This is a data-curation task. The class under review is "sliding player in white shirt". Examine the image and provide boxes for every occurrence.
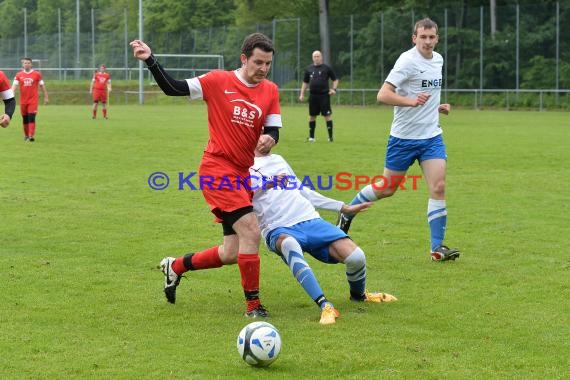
[250,148,397,325]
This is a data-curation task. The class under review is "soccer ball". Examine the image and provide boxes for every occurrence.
[236,321,282,367]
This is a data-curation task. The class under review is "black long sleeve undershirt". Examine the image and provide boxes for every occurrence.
[3,97,15,119]
[144,54,280,144]
[263,126,279,144]
[144,55,190,96]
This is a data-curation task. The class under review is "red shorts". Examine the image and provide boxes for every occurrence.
[20,103,38,115]
[92,90,107,103]
[199,153,253,223]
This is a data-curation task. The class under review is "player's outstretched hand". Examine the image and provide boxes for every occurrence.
[129,40,152,61]
[340,202,373,216]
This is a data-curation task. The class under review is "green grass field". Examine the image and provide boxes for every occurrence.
[1,103,569,379]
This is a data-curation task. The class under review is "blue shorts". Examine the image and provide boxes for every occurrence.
[385,134,447,171]
[266,219,347,264]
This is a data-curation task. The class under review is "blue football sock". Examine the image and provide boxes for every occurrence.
[427,198,447,251]
[346,184,377,220]
[281,237,325,306]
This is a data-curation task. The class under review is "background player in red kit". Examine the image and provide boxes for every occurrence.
[0,70,16,129]
[11,57,49,142]
[130,33,281,318]
[89,64,112,119]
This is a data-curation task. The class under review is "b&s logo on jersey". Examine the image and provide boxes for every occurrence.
[23,78,35,87]
[231,99,262,128]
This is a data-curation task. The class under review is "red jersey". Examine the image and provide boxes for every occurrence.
[195,70,282,170]
[0,71,13,100]
[13,70,44,104]
[92,71,111,91]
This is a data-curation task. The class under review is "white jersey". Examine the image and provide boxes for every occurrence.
[384,46,444,139]
[250,154,344,240]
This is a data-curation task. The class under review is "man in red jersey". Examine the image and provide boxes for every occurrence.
[11,58,49,142]
[130,33,281,318]
[0,70,16,128]
[89,64,112,119]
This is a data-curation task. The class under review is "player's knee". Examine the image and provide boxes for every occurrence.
[429,179,445,198]
[280,236,298,251]
[219,244,239,264]
[279,236,305,266]
[221,250,239,264]
[344,247,366,271]
[249,221,261,237]
[243,228,261,245]
[234,225,260,250]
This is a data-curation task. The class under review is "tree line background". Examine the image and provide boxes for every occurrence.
[0,0,568,93]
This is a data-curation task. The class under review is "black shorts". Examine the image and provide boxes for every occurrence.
[309,93,332,117]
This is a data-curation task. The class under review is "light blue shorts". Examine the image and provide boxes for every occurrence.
[385,134,447,171]
[266,218,347,264]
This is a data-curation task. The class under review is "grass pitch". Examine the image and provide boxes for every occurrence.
[1,103,568,379]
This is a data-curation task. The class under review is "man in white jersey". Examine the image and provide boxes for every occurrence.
[338,18,460,262]
[250,148,397,325]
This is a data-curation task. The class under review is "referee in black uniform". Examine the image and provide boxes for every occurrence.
[299,50,339,142]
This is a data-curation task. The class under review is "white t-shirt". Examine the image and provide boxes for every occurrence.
[384,46,444,139]
[250,154,343,240]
